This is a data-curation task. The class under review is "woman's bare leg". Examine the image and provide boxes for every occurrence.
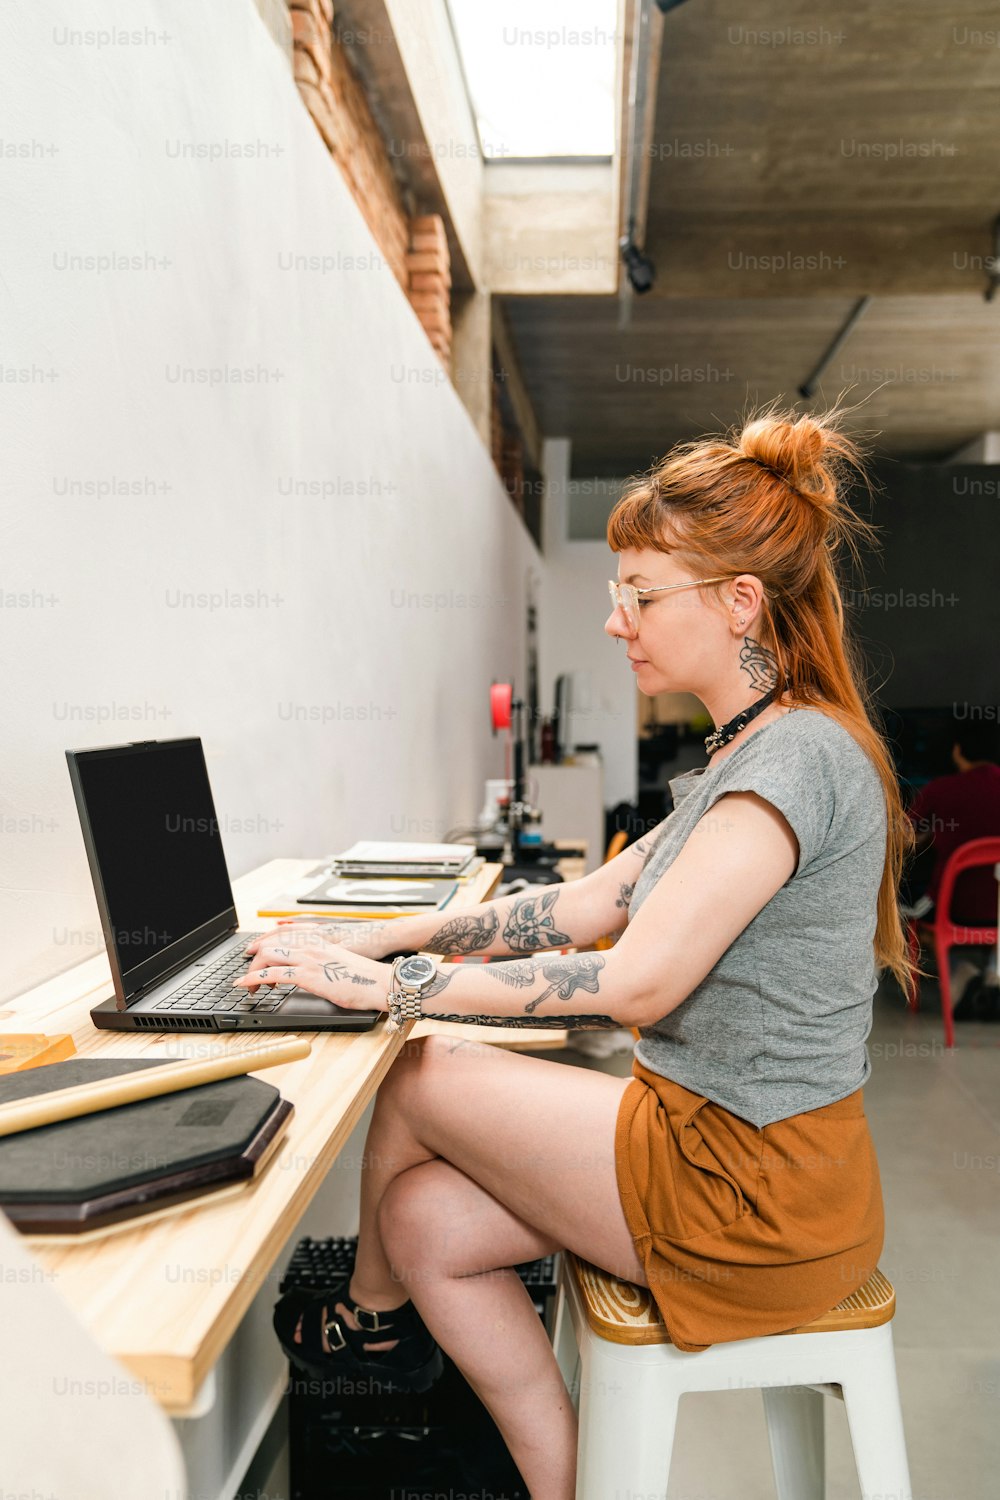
[380,1157,574,1498]
[337,1033,650,1500]
[352,1034,647,1299]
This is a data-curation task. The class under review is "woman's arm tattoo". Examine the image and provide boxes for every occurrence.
[421,1012,623,1030]
[502,890,571,951]
[483,959,537,988]
[523,953,604,1012]
[422,968,456,998]
[484,953,605,1007]
[424,907,500,955]
[417,952,615,1028]
[738,634,778,692]
[615,881,634,909]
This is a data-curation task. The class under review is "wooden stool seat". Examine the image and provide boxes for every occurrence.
[568,1254,895,1347]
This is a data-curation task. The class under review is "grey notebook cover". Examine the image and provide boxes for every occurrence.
[0,1057,281,1202]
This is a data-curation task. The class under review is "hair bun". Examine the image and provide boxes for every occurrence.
[737,410,846,519]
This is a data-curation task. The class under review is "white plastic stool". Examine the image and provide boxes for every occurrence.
[552,1254,912,1500]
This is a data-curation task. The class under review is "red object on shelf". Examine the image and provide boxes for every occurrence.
[906,836,1000,1049]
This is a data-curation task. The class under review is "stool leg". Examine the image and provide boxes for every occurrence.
[840,1328,912,1500]
[575,1342,677,1500]
[762,1385,825,1500]
[551,1282,581,1408]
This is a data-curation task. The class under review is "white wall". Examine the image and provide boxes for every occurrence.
[0,0,540,1002]
[538,440,638,810]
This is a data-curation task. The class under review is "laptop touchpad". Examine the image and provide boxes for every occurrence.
[276,991,367,1016]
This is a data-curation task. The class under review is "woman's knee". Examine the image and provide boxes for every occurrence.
[376,1163,454,1282]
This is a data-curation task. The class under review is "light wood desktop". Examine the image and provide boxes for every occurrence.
[0,852,581,1413]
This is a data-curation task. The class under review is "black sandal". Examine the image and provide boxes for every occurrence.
[272,1281,444,1393]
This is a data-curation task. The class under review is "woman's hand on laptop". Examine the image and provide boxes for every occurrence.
[245,920,393,964]
[232,939,388,1010]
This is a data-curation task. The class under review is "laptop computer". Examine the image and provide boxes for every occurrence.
[65,738,381,1034]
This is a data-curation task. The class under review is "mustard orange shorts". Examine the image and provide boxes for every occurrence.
[614,1060,885,1352]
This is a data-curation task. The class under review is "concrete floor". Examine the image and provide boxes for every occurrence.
[547,978,999,1500]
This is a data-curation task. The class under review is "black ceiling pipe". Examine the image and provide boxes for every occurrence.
[798,296,873,400]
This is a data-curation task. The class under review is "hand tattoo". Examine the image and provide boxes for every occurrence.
[321,960,377,987]
[502,890,570,952]
[738,635,778,693]
[425,908,500,955]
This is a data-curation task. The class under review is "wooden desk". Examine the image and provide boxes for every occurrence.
[0,854,575,1411]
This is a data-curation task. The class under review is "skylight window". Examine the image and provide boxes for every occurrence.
[446,0,618,161]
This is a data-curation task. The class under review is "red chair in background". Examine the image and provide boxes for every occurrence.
[906,836,1000,1049]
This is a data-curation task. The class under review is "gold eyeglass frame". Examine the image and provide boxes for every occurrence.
[607,576,734,634]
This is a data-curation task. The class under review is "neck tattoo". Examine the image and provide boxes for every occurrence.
[704,634,780,755]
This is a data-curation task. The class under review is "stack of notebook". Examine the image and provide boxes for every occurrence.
[333,841,480,878]
[0,1057,292,1234]
[258,841,483,920]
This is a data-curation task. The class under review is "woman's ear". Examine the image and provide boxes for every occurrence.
[729,575,765,634]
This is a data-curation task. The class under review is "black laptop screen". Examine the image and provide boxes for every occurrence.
[68,740,235,984]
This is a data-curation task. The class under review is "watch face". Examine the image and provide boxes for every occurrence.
[398,955,436,985]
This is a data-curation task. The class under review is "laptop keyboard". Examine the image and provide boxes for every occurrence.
[150,935,286,1013]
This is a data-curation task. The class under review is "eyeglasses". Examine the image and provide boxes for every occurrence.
[607,576,733,635]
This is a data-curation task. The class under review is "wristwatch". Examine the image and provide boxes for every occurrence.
[386,954,439,1032]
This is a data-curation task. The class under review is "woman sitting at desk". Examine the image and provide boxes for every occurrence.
[239,407,913,1500]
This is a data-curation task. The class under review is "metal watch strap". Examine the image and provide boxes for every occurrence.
[387,956,430,1032]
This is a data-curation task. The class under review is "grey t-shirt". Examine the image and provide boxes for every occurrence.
[630,707,887,1128]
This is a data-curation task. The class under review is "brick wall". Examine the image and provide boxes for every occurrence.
[287,0,452,369]
[407,214,451,368]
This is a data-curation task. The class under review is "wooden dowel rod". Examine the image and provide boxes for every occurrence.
[0,1039,311,1139]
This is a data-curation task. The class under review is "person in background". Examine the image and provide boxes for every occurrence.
[905,721,1000,1007]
